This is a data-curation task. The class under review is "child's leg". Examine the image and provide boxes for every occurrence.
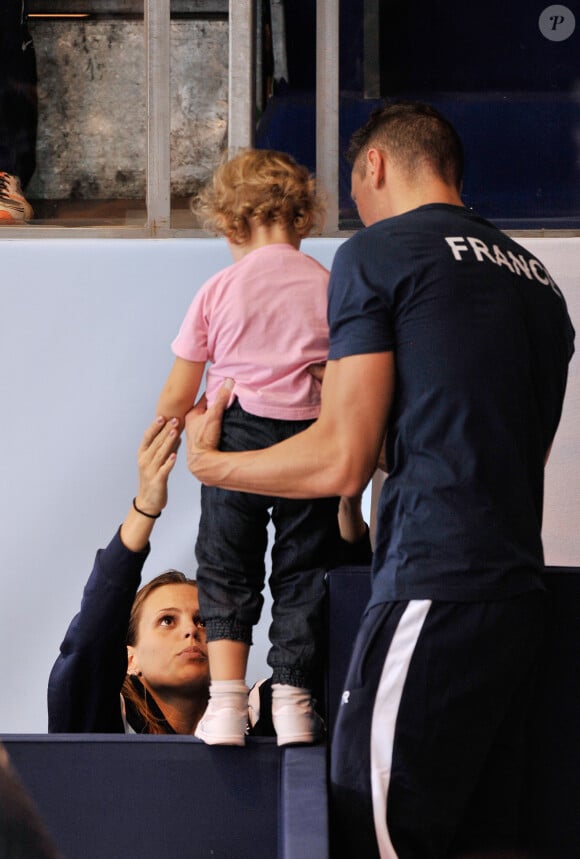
[269,493,341,745]
[195,641,251,746]
[207,639,250,680]
[194,483,266,745]
[194,452,269,744]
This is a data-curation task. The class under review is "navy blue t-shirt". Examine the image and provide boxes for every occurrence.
[328,204,575,603]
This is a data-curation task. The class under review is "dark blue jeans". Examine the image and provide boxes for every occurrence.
[0,2,37,185]
[196,400,340,688]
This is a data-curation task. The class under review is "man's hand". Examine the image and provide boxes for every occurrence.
[185,379,233,479]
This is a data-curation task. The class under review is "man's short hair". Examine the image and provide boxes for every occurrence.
[346,101,464,190]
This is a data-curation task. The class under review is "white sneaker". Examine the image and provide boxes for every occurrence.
[195,705,248,746]
[272,685,325,747]
[195,682,249,746]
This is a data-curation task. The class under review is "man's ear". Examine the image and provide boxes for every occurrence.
[127,646,140,676]
[367,147,386,189]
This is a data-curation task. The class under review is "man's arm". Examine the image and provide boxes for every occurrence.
[186,352,394,499]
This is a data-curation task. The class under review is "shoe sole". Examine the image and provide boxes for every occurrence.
[273,709,324,747]
[195,728,245,746]
[276,733,319,747]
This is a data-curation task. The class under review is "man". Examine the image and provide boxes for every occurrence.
[185,102,575,857]
[0,0,36,222]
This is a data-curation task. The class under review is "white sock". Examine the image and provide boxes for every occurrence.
[271,683,312,714]
[208,679,249,712]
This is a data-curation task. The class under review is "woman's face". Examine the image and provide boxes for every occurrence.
[127,583,209,694]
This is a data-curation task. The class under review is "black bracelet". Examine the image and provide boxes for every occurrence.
[132,497,161,519]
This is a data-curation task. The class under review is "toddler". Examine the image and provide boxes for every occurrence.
[156,149,341,745]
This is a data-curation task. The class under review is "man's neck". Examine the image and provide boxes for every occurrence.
[388,177,464,219]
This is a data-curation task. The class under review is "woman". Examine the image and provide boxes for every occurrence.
[48,416,211,734]
[48,416,372,735]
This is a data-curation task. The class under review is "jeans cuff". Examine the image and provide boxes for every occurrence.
[271,667,309,687]
[205,618,253,645]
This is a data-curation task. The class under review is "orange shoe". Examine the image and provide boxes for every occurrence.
[0,172,33,223]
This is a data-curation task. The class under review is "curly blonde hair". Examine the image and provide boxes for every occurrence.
[195,149,325,244]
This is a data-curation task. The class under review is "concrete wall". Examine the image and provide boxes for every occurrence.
[27,17,228,200]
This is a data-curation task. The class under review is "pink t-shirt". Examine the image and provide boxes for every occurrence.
[171,243,330,420]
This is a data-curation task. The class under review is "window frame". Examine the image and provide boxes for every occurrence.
[1,0,577,240]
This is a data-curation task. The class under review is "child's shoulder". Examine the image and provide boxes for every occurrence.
[295,248,331,279]
[199,258,239,289]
